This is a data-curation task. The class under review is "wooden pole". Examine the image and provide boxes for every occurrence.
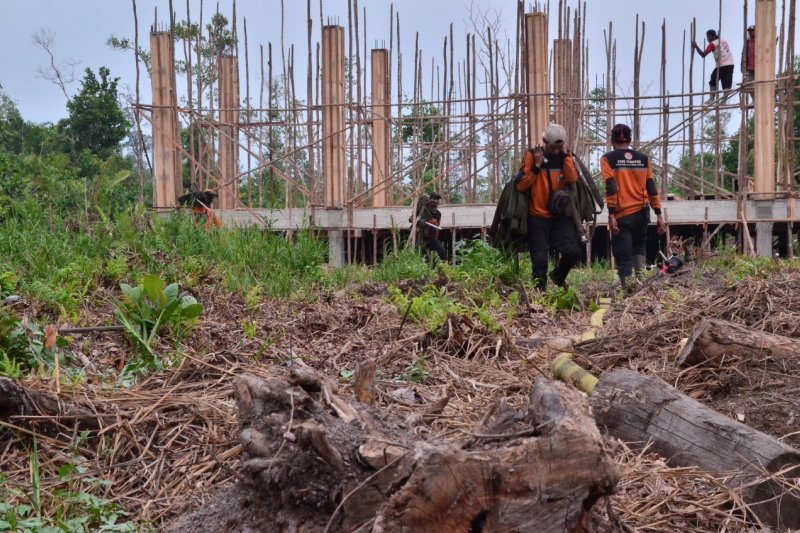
[217,54,240,210]
[150,30,180,208]
[754,0,777,195]
[371,49,391,207]
[323,25,346,209]
[244,18,252,207]
[306,0,316,204]
[688,19,697,199]
[633,16,644,147]
[525,12,549,148]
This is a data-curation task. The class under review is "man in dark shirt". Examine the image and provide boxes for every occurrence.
[515,124,581,291]
[601,124,667,294]
[413,192,446,261]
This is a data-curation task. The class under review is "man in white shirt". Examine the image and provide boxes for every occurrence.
[693,29,735,96]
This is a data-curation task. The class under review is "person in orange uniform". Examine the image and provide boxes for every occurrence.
[178,189,222,230]
[601,124,667,293]
[515,124,581,291]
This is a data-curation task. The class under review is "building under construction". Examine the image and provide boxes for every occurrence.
[135,0,798,265]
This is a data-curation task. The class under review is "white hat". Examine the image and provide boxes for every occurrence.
[542,124,567,145]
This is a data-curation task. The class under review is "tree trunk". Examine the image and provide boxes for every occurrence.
[0,377,108,436]
[592,369,800,530]
[677,317,800,366]
[171,371,619,533]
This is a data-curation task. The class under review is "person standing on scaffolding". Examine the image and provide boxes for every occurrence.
[693,29,735,100]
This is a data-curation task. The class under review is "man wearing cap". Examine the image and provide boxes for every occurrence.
[413,192,446,261]
[693,29,735,97]
[515,124,581,291]
[742,25,755,84]
[601,124,667,294]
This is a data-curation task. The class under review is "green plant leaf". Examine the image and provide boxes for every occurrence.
[163,283,179,303]
[180,303,203,320]
[142,275,164,303]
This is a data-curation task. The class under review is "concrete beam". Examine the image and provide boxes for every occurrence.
[215,199,800,231]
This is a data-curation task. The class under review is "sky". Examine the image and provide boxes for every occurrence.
[1,0,793,130]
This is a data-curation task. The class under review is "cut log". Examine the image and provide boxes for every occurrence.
[592,369,800,529]
[677,317,800,366]
[0,377,108,436]
[170,373,619,533]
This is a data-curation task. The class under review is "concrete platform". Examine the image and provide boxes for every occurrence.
[217,198,799,231]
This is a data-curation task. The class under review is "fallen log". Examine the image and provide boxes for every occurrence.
[591,369,800,530]
[0,377,108,436]
[677,317,800,366]
[170,370,619,533]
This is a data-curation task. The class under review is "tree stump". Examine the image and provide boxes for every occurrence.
[677,317,800,366]
[592,369,800,529]
[171,370,619,532]
[353,360,376,404]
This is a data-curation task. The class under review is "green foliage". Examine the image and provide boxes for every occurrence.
[0,438,143,532]
[0,308,65,378]
[399,356,430,383]
[114,274,202,362]
[390,285,469,333]
[537,286,581,311]
[0,271,16,297]
[701,246,792,286]
[390,285,457,332]
[62,67,130,157]
[449,239,519,287]
[373,247,433,283]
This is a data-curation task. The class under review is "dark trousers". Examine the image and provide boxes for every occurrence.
[422,238,446,261]
[526,215,580,288]
[611,208,648,278]
[710,64,734,90]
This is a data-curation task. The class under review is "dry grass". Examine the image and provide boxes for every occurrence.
[2,266,800,531]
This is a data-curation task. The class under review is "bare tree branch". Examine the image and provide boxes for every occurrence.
[31,27,79,101]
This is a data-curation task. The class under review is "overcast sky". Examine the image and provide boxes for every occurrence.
[1,0,792,128]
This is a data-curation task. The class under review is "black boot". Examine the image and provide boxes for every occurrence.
[532,274,547,292]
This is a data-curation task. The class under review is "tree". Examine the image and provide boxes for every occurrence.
[0,92,25,154]
[62,67,130,157]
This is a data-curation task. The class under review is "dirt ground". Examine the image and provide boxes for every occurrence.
[2,259,800,532]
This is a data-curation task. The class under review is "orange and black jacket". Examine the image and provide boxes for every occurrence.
[600,148,662,219]
[192,205,222,230]
[515,150,578,218]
